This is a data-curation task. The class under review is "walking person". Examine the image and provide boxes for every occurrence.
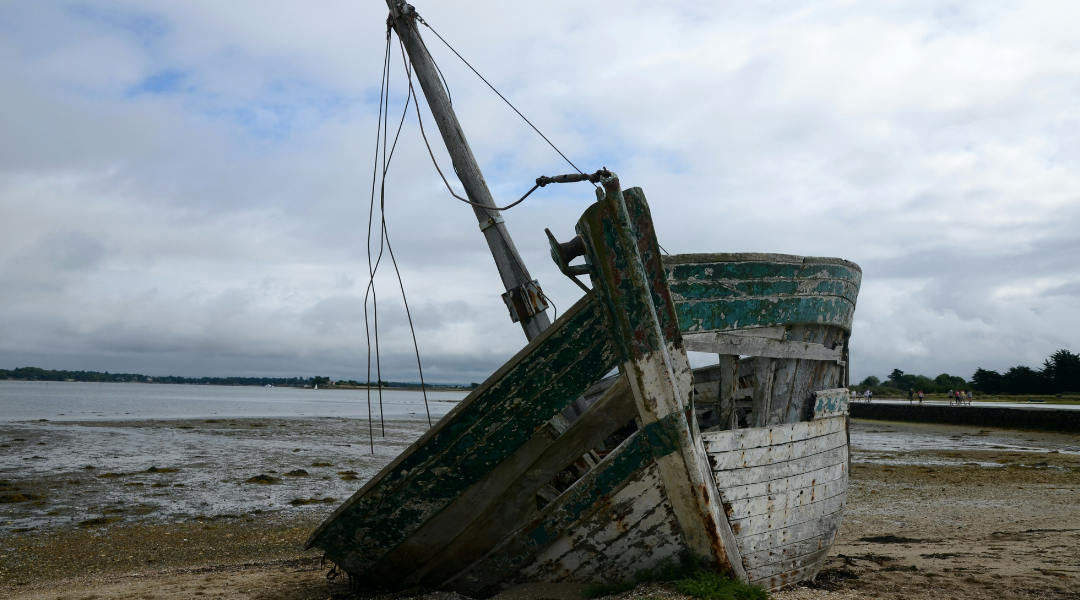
[966,390,973,405]
[918,390,924,404]
[908,388,914,404]
[948,389,954,406]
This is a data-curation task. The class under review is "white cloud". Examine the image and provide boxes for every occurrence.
[0,0,1078,382]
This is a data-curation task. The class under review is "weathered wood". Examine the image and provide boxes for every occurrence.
[662,254,860,339]
[386,1,549,340]
[579,178,744,579]
[747,545,832,582]
[404,375,638,587]
[717,355,740,430]
[506,462,685,587]
[702,415,845,453]
[735,512,845,555]
[366,375,635,586]
[740,531,836,569]
[443,430,658,594]
[726,478,847,520]
[683,333,843,362]
[753,562,826,591]
[708,430,847,471]
[306,295,619,575]
[750,358,776,428]
[730,491,846,538]
[719,462,847,503]
[713,445,847,488]
[812,388,849,419]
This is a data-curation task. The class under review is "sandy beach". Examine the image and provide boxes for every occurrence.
[3,417,1079,600]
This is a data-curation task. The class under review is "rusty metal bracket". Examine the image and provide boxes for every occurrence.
[545,228,592,296]
[501,280,549,323]
[478,214,504,232]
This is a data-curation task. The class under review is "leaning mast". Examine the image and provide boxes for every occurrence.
[385,0,551,341]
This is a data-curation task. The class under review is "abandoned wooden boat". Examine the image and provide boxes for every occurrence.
[307,175,861,592]
[307,1,860,593]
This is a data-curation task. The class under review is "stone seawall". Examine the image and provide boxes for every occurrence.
[850,402,1080,433]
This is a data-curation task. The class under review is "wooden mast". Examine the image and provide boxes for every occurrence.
[385,0,551,341]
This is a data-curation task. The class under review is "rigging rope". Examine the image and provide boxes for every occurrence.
[412,16,592,183]
[362,26,434,455]
[399,33,542,317]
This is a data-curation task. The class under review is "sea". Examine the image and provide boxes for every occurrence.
[0,380,466,422]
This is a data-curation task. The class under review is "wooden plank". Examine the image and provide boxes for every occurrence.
[673,296,857,336]
[750,358,775,428]
[754,562,826,591]
[726,478,847,520]
[717,355,739,430]
[306,295,620,576]
[736,512,845,555]
[766,355,800,426]
[369,374,638,587]
[443,429,657,595]
[508,463,685,587]
[702,414,845,453]
[719,462,847,503]
[740,531,836,570]
[683,333,843,362]
[812,388,849,419]
[713,445,848,488]
[748,545,831,584]
[578,179,745,579]
[730,490,846,538]
[707,430,847,471]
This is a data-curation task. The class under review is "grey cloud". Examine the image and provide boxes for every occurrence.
[1,0,1079,384]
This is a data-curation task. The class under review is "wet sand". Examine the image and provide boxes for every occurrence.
[3,418,1080,599]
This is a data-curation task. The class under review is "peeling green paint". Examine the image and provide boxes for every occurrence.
[663,256,861,334]
[641,413,682,458]
[458,429,656,591]
[308,296,620,575]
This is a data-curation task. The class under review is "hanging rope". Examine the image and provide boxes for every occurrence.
[412,15,592,183]
[362,25,435,451]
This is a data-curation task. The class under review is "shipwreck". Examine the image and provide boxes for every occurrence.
[307,1,861,593]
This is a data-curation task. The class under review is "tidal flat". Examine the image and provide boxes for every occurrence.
[2,418,1080,599]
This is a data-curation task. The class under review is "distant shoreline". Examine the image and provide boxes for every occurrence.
[0,379,472,392]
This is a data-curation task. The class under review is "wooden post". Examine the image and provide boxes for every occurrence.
[577,175,746,580]
[386,0,551,341]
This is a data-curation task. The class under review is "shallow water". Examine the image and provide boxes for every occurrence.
[0,417,433,534]
[0,380,466,421]
[5,410,1079,537]
[850,419,1080,468]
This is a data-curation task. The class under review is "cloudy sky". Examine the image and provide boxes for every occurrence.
[1,0,1078,384]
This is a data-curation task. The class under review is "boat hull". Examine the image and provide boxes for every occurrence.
[306,179,860,594]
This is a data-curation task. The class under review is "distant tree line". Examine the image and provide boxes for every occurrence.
[970,349,1080,395]
[854,349,1080,395]
[0,366,314,386]
[0,367,474,389]
[857,369,967,393]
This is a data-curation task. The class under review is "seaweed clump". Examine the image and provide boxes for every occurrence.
[78,516,121,528]
[289,497,337,506]
[285,469,309,477]
[1,493,43,504]
[245,474,281,484]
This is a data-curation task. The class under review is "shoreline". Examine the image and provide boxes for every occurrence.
[4,418,1079,599]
